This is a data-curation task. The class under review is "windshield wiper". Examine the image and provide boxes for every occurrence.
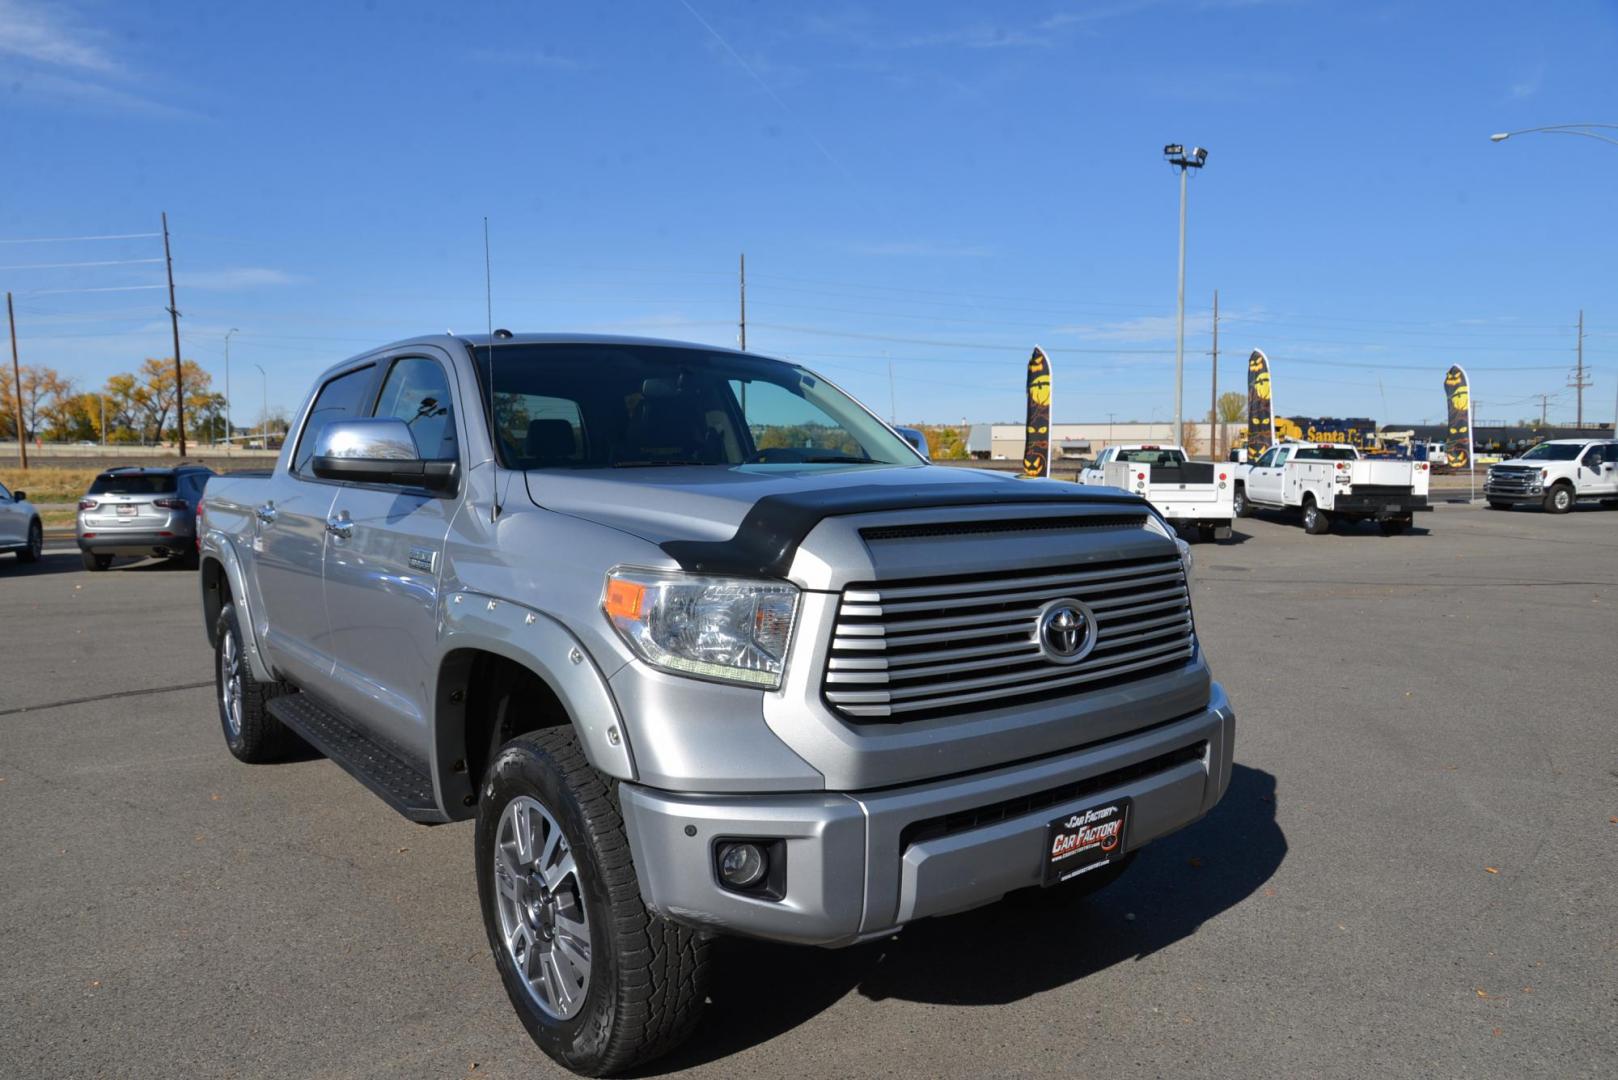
[797,455,876,464]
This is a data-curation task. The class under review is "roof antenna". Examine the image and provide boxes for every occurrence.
[483,216,501,524]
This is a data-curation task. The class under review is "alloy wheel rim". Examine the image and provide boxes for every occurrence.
[493,795,592,1020]
[220,630,243,738]
[1556,491,1570,510]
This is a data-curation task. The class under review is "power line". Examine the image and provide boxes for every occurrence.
[0,257,164,272]
[0,232,161,245]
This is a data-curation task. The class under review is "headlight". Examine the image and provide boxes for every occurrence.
[1142,513,1193,588]
[603,569,799,689]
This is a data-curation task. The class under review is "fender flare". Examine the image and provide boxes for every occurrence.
[199,532,275,683]
[435,591,636,818]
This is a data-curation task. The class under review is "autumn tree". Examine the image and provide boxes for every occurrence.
[131,358,213,445]
[0,364,72,441]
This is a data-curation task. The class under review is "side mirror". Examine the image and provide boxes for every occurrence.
[310,418,457,492]
[10,490,23,503]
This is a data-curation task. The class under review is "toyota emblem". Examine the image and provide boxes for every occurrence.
[1037,599,1097,664]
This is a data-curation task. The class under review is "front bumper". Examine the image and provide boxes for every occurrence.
[620,683,1235,947]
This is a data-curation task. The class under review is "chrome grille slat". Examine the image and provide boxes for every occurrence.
[822,553,1194,721]
[871,570,1186,615]
[868,557,1183,603]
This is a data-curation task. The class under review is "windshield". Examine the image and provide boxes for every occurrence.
[474,343,916,469]
[1519,443,1581,461]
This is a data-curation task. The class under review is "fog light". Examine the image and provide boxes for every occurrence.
[717,842,767,888]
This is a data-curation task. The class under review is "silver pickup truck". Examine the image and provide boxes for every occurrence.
[198,333,1235,1075]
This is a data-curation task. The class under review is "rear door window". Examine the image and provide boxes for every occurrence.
[293,364,377,475]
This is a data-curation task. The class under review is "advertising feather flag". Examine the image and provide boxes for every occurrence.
[1444,365,1471,470]
[1022,346,1052,478]
[1245,349,1276,457]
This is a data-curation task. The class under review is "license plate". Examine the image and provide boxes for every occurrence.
[116,505,137,517]
[1043,797,1131,886]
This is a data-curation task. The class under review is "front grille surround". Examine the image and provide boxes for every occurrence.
[1485,466,1539,496]
[823,552,1195,721]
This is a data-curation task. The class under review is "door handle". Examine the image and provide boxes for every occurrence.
[325,512,354,540]
[255,502,277,525]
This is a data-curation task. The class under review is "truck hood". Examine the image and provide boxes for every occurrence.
[524,463,1148,576]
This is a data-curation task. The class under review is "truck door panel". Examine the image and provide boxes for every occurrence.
[320,353,463,760]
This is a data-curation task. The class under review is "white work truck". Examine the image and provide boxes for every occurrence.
[1233,442,1430,535]
[1080,444,1234,541]
[1484,439,1618,513]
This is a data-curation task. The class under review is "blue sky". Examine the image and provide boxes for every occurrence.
[2,0,1615,431]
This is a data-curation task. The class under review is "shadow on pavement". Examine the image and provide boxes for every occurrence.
[640,764,1284,1074]
[0,551,83,577]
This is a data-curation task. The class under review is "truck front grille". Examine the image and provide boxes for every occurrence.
[823,553,1194,721]
[1485,467,1537,495]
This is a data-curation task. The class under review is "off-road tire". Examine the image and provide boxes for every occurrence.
[81,551,112,571]
[1232,485,1251,518]
[1302,497,1331,535]
[17,520,43,562]
[215,603,296,763]
[1544,483,1575,514]
[477,728,710,1076]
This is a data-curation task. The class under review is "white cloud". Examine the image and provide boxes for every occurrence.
[0,0,117,72]
[176,268,299,291]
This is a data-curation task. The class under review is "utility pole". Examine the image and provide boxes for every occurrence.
[738,252,747,352]
[224,328,239,450]
[1568,309,1589,430]
[887,355,896,422]
[1533,393,1551,428]
[6,292,26,469]
[163,211,186,457]
[100,395,107,445]
[1209,289,1219,457]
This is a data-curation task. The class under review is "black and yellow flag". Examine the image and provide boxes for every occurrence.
[1021,346,1052,478]
[1246,349,1275,457]
[1444,365,1470,470]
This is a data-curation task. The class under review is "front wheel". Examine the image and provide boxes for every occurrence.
[1232,486,1251,518]
[1544,483,1575,514]
[1302,498,1331,535]
[17,520,42,562]
[477,729,710,1076]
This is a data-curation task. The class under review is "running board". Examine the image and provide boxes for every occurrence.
[268,694,447,824]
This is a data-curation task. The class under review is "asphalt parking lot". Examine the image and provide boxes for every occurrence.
[2,504,1615,1080]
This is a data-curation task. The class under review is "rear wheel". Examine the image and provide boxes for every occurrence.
[1379,517,1410,535]
[17,520,42,562]
[1302,497,1330,535]
[1232,486,1251,518]
[215,603,296,762]
[1197,524,1218,543]
[81,551,112,571]
[1544,483,1575,514]
[477,728,710,1075]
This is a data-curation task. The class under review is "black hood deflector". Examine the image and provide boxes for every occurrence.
[659,482,1151,579]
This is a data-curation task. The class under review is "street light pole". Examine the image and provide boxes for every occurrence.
[1490,123,1618,147]
[1163,144,1208,447]
[254,363,267,448]
[224,328,239,450]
